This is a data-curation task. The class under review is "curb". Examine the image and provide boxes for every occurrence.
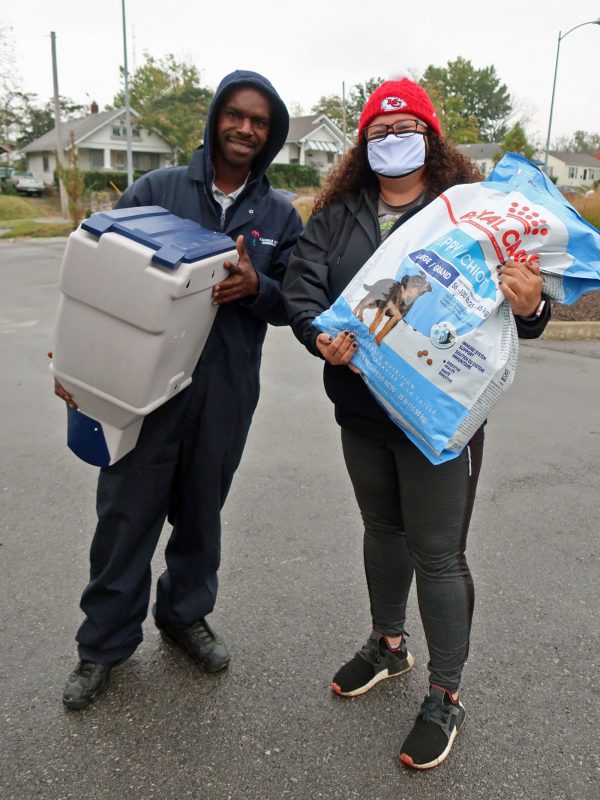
[542,321,600,340]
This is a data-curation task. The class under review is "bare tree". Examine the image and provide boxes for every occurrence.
[0,23,19,94]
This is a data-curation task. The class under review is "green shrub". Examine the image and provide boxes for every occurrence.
[266,164,320,189]
[0,181,18,196]
[82,170,147,192]
[57,137,87,230]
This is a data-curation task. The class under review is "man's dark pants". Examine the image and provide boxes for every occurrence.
[76,354,260,665]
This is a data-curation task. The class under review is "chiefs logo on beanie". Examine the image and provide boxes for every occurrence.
[381,97,407,112]
[358,78,442,139]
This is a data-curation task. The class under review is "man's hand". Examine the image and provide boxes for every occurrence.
[316,331,361,374]
[212,235,260,305]
[498,259,543,317]
[48,351,78,409]
[54,378,78,409]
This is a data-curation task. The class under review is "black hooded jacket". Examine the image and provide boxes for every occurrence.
[114,70,303,370]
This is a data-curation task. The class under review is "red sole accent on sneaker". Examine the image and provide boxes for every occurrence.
[331,682,343,696]
[399,754,414,767]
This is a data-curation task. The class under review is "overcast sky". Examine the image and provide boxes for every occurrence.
[4,0,600,146]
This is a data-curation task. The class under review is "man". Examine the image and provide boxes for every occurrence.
[57,70,303,710]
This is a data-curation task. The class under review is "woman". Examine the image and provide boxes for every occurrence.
[282,77,549,770]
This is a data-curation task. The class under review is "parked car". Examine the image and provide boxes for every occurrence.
[10,171,44,196]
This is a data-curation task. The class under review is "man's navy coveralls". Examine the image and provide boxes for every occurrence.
[75,71,303,665]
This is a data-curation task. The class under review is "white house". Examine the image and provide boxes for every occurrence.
[273,114,352,175]
[456,144,600,189]
[456,143,502,177]
[22,107,174,185]
[543,152,600,188]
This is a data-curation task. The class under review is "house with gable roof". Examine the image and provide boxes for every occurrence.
[543,152,600,188]
[456,143,503,178]
[272,114,353,175]
[456,143,600,189]
[21,106,174,185]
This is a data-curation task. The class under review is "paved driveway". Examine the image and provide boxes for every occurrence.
[1,240,598,800]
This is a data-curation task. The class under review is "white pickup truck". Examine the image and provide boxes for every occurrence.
[10,171,44,196]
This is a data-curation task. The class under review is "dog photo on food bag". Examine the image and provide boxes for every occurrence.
[353,273,432,346]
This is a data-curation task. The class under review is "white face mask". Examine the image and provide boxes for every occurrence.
[367,134,427,178]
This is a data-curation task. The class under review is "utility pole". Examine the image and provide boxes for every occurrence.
[50,31,68,219]
[121,0,134,186]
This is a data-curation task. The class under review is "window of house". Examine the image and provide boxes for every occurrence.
[568,166,577,179]
[132,152,160,172]
[582,169,588,180]
[42,156,50,172]
[110,149,126,171]
[480,161,487,175]
[89,150,104,169]
[112,125,141,140]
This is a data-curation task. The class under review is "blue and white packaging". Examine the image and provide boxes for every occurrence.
[314,153,600,464]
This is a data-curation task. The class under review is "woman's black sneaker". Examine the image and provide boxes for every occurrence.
[331,632,414,697]
[399,685,466,769]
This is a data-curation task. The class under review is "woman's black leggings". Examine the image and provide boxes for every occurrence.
[341,426,484,692]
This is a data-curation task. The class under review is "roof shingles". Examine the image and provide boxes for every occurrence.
[23,109,137,153]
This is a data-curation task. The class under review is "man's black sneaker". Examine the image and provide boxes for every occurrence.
[399,685,466,769]
[158,618,230,672]
[62,660,113,711]
[331,631,414,697]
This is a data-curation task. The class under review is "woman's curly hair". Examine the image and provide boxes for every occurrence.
[313,134,483,214]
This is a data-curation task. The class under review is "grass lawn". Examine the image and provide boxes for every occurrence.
[0,195,44,220]
[0,219,72,239]
[0,193,72,238]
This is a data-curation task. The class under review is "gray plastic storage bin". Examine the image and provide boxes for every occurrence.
[51,206,236,466]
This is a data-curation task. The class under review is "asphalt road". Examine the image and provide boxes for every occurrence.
[1,240,598,800]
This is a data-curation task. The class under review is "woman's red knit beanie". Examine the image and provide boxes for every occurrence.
[357,78,442,139]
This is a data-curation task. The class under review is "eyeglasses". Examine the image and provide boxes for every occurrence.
[364,120,429,142]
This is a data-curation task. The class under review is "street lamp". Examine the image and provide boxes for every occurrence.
[543,18,600,174]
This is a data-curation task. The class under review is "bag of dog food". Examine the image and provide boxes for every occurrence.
[313,152,600,464]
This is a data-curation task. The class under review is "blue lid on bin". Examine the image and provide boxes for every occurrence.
[81,206,236,269]
[66,406,111,467]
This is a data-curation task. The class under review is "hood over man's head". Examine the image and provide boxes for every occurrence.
[203,70,290,182]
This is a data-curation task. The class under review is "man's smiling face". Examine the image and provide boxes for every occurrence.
[214,87,271,170]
